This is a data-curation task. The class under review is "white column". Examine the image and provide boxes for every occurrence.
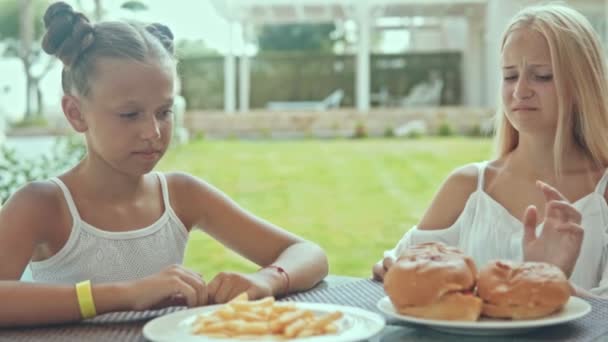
[355,2,371,113]
[465,17,484,106]
[239,23,251,113]
[224,20,237,114]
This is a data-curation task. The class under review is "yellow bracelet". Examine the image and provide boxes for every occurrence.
[75,280,97,319]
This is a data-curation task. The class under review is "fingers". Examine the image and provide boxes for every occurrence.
[535,181,582,224]
[537,181,567,202]
[382,256,394,270]
[214,275,233,304]
[207,274,225,304]
[372,262,385,282]
[372,257,394,282]
[207,273,220,299]
[546,200,582,224]
[208,272,250,304]
[185,273,207,307]
[522,205,538,245]
[555,222,584,238]
[173,277,198,307]
[164,265,207,307]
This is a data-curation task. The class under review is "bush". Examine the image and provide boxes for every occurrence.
[467,123,493,137]
[352,122,367,139]
[260,128,272,139]
[437,122,453,136]
[383,126,395,138]
[0,135,86,204]
[11,117,48,128]
[467,124,482,137]
[405,131,422,139]
[193,130,205,141]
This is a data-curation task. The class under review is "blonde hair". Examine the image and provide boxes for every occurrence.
[494,3,608,173]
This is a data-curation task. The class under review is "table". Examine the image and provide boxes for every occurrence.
[2,275,608,341]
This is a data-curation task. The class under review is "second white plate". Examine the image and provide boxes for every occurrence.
[376,296,591,336]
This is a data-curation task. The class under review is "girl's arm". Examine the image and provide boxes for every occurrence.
[0,264,208,327]
[371,164,479,281]
[416,164,480,230]
[0,184,208,327]
[571,283,601,299]
[0,182,56,280]
[169,172,328,299]
[0,281,129,327]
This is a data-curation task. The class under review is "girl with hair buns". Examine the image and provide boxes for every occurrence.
[374,3,608,297]
[0,1,327,327]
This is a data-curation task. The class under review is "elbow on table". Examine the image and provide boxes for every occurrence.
[311,242,330,280]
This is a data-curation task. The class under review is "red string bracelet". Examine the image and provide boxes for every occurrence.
[262,265,290,297]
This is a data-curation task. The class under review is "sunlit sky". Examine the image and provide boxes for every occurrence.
[0,0,419,120]
[0,0,244,120]
[69,0,242,54]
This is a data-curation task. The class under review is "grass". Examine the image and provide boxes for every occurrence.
[157,137,493,279]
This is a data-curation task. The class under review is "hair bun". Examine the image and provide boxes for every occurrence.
[42,1,95,66]
[146,23,174,54]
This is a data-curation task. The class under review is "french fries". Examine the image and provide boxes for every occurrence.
[192,293,343,339]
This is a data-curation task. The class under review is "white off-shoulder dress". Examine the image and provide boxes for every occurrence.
[384,161,608,296]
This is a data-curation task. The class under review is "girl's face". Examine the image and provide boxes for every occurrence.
[501,27,559,137]
[81,57,175,176]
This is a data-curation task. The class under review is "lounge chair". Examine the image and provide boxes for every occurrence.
[266,89,344,111]
[400,77,444,107]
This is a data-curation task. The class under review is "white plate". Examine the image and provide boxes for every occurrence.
[143,302,385,342]
[376,296,591,336]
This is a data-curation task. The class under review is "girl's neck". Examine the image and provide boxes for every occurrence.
[509,133,591,181]
[72,156,147,203]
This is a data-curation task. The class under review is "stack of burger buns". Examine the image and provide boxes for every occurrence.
[383,242,572,321]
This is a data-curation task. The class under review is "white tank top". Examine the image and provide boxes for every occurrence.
[29,172,189,284]
[384,161,608,296]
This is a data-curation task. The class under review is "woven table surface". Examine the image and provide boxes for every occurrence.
[2,278,607,342]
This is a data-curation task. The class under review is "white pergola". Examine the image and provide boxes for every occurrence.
[210,0,488,114]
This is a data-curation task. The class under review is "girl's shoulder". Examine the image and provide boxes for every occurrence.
[6,180,64,211]
[417,162,487,230]
[162,172,217,228]
[0,180,66,236]
[163,171,212,195]
[441,161,488,193]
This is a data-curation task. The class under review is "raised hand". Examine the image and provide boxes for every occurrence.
[126,264,208,310]
[372,256,395,282]
[522,181,584,277]
[207,271,276,304]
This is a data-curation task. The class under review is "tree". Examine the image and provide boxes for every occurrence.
[176,39,219,58]
[0,0,53,120]
[93,0,102,21]
[257,23,336,53]
[120,0,147,12]
[73,0,104,21]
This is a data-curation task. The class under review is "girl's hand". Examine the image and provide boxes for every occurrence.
[207,271,276,304]
[522,181,584,278]
[372,256,395,282]
[126,265,208,310]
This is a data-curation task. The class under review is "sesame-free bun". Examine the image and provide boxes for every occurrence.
[477,260,571,319]
[384,242,482,321]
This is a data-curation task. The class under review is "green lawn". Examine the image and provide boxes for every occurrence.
[157,137,492,279]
